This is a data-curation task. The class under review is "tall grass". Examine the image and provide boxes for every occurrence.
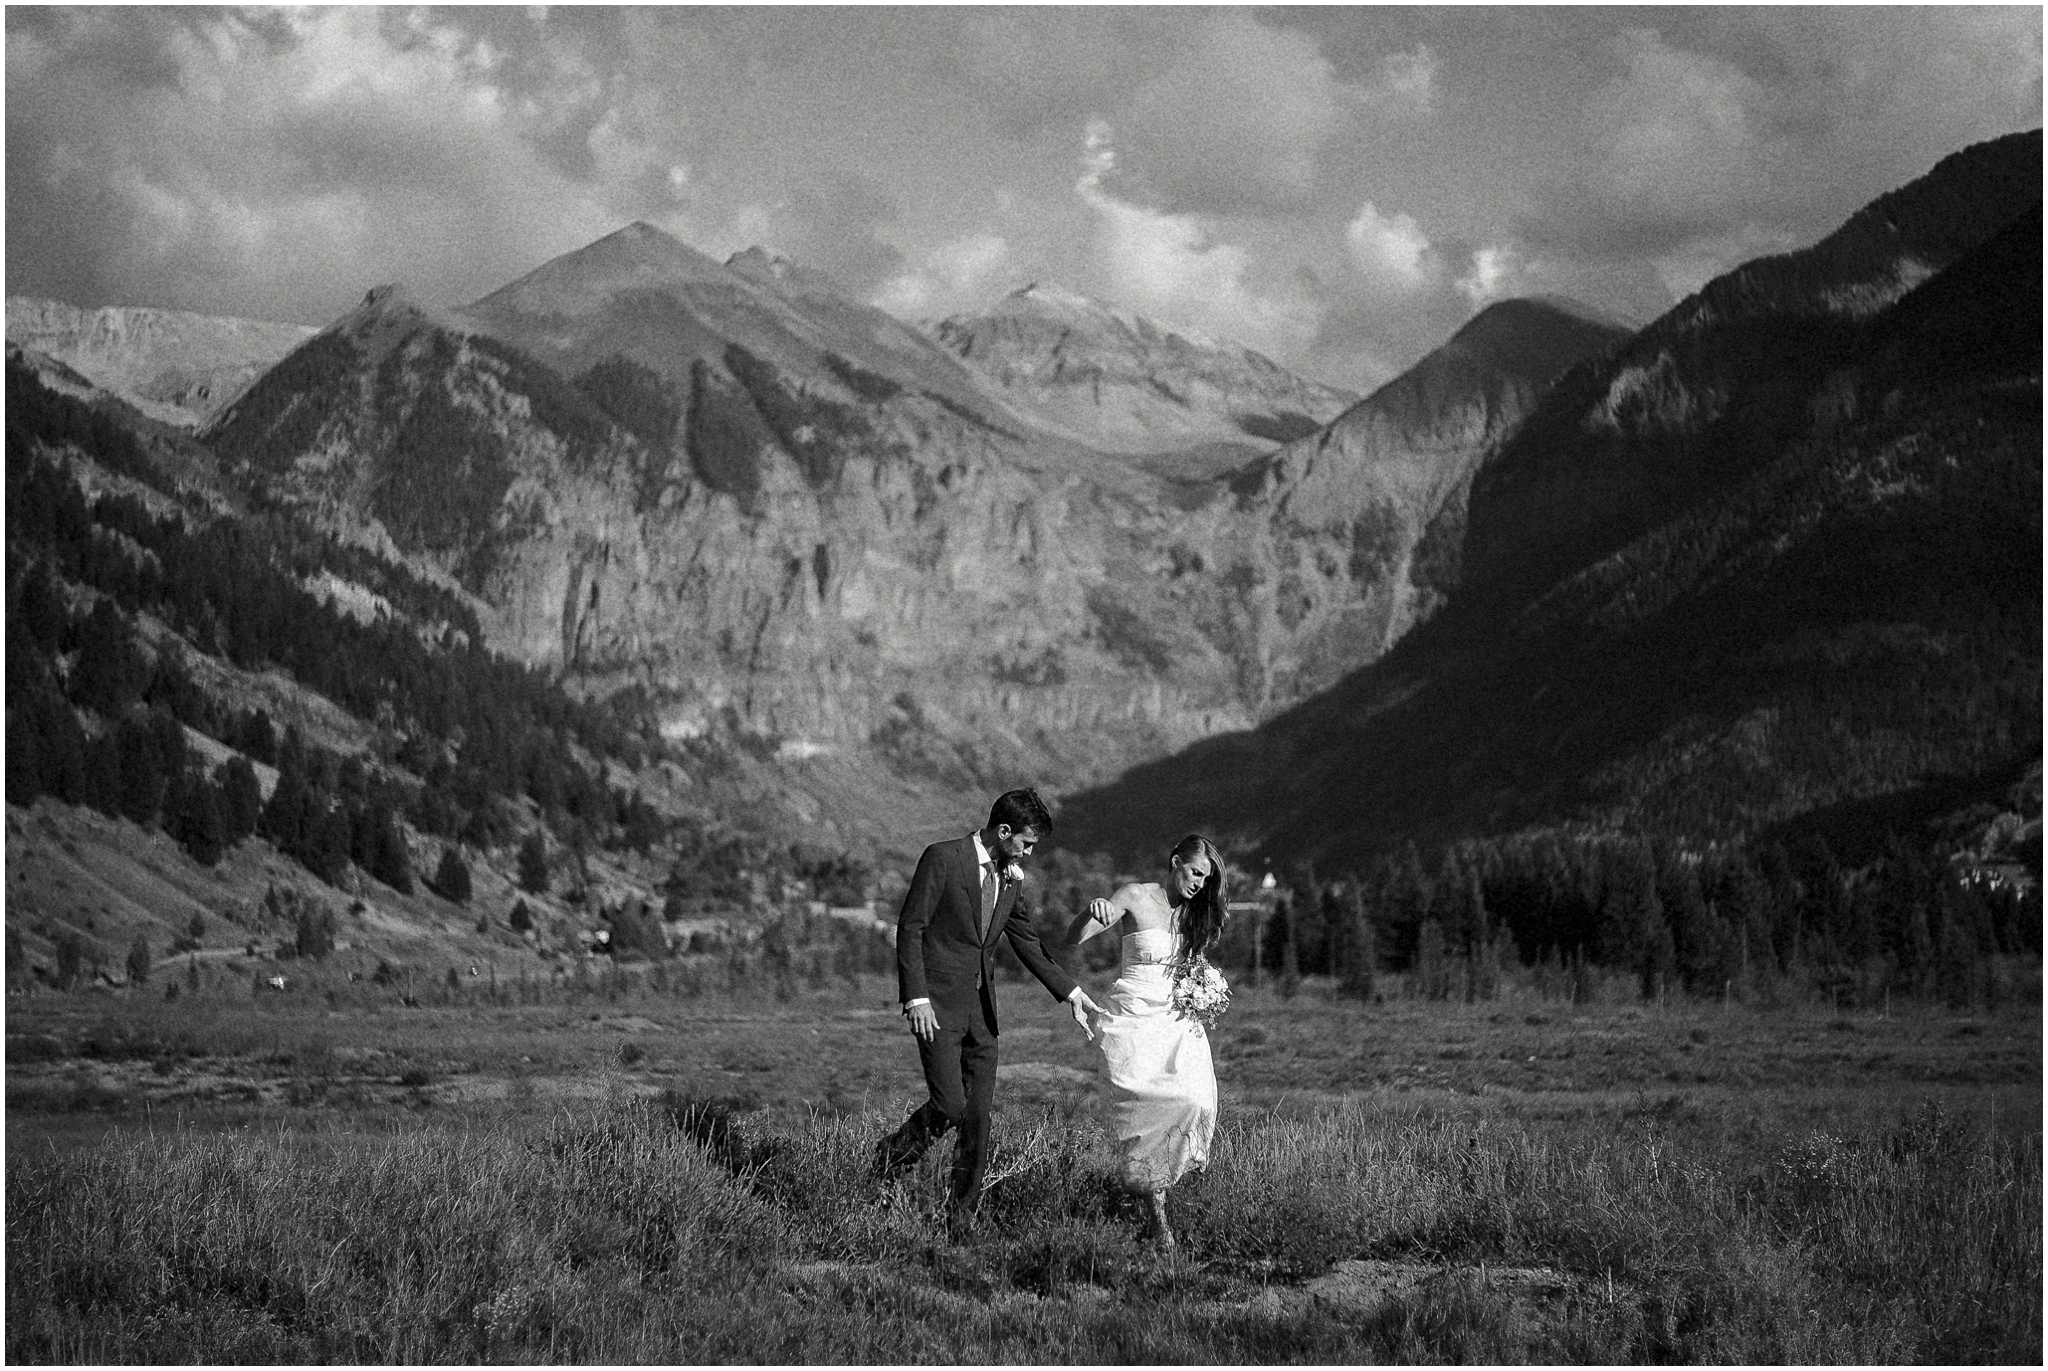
[8,1090,2037,1363]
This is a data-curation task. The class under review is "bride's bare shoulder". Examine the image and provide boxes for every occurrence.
[1119,882,1172,924]
[1103,882,1164,913]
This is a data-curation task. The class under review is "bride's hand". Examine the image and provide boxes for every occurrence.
[1087,898,1117,925]
[1069,988,1103,1041]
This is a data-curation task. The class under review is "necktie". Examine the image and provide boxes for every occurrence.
[980,863,998,940]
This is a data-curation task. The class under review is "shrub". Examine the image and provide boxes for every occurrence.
[294,904,337,960]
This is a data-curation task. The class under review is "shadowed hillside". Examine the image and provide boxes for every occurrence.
[1060,130,2042,872]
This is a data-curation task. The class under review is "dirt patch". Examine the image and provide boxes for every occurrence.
[1236,1256,1605,1351]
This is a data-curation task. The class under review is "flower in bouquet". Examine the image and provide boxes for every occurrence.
[1169,953,1231,1030]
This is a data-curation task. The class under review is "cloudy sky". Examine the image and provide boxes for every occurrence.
[7,6,2040,389]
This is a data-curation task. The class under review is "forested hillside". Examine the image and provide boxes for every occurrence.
[5,350,879,988]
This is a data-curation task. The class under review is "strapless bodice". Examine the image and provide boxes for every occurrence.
[1119,927,1178,972]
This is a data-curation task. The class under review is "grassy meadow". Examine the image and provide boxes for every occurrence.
[6,967,2040,1363]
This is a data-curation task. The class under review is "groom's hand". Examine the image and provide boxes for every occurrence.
[1068,988,1103,1040]
[904,1001,939,1042]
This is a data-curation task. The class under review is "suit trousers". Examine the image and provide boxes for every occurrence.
[880,990,998,1214]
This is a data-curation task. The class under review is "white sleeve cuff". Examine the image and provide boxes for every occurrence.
[902,997,931,1011]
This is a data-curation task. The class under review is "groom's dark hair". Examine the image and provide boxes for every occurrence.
[988,788,1054,835]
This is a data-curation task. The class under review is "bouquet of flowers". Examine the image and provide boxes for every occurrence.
[1168,953,1231,1030]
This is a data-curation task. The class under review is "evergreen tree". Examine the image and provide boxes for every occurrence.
[1414,918,1451,1000]
[432,847,472,904]
[1599,840,1674,999]
[1712,850,1779,985]
[1283,861,1324,974]
[509,899,534,934]
[175,769,226,867]
[1274,898,1301,998]
[1338,880,1378,1001]
[517,831,550,895]
[363,801,414,894]
[36,691,89,805]
[215,756,263,845]
[5,631,86,805]
[1473,925,1517,1002]
[70,598,151,716]
[259,758,309,856]
[82,730,123,817]
[5,699,42,806]
[145,703,189,778]
[1436,850,1487,956]
[275,724,308,785]
[238,708,278,765]
[1661,852,1730,994]
[114,714,167,826]
[1387,840,1436,966]
[302,801,354,888]
[18,559,69,653]
[1758,840,1806,971]
[126,934,152,985]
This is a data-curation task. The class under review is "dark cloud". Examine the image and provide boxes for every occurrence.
[4,7,2036,386]
[1514,14,2042,293]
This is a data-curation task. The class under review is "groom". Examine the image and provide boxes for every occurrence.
[876,787,1101,1238]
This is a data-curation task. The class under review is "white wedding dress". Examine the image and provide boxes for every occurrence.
[1093,924,1217,1191]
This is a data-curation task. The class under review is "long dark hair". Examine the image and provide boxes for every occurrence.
[1168,834,1227,958]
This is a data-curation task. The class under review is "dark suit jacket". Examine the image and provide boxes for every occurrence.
[895,835,1077,1034]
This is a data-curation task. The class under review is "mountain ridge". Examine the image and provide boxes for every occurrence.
[931,280,1357,457]
[5,296,315,428]
[1058,129,2042,869]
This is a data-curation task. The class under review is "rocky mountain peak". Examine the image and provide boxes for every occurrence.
[470,220,733,322]
[1445,298,1635,379]
[723,246,852,304]
[932,283,1354,455]
[996,280,1152,335]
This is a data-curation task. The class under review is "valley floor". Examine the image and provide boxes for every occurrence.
[6,977,2039,1363]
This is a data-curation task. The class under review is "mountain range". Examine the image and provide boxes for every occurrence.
[74,222,1609,849]
[6,127,2037,905]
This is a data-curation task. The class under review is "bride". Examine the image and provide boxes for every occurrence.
[1066,834,1226,1247]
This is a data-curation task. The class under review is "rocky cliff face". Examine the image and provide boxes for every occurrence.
[201,224,1614,806]
[5,296,313,428]
[1205,299,1630,706]
[932,282,1356,464]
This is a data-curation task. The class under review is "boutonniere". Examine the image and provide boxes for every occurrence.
[999,862,1025,885]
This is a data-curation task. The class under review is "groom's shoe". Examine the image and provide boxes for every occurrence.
[875,1136,927,1184]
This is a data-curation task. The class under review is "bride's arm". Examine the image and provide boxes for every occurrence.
[1066,883,1139,944]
